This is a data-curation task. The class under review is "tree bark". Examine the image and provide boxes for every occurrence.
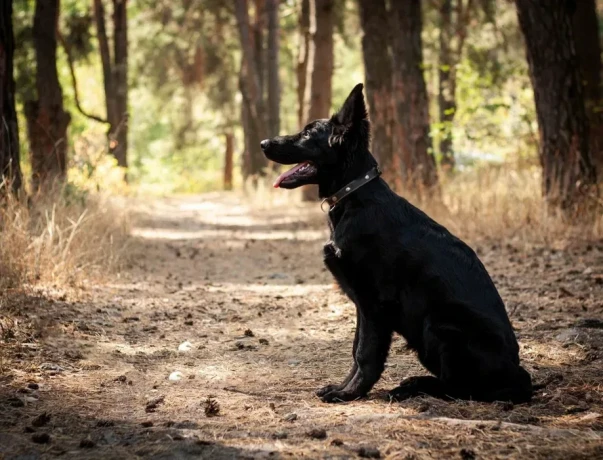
[224,132,234,190]
[572,0,603,179]
[266,0,280,137]
[112,0,128,168]
[516,0,598,214]
[304,0,334,122]
[390,0,439,197]
[358,0,395,184]
[302,0,334,201]
[25,0,71,193]
[235,0,268,179]
[296,0,310,129]
[93,0,117,134]
[93,0,128,169]
[0,0,23,194]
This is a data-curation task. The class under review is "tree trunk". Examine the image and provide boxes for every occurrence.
[266,0,280,137]
[572,0,603,179]
[438,0,455,172]
[0,0,22,194]
[223,132,234,190]
[25,0,70,194]
[296,0,310,129]
[302,0,334,201]
[304,0,333,122]
[112,0,128,168]
[358,0,395,184]
[253,0,265,105]
[516,0,598,214]
[93,0,117,141]
[390,0,439,197]
[235,0,268,179]
[93,0,128,169]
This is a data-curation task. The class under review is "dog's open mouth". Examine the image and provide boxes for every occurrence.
[273,161,318,188]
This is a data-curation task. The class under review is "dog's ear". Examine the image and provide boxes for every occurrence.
[332,83,367,127]
[329,83,370,148]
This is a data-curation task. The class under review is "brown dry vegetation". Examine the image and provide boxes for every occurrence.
[0,187,128,291]
[1,173,603,459]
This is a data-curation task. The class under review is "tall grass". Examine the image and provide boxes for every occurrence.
[421,164,602,244]
[0,181,129,291]
[248,162,602,244]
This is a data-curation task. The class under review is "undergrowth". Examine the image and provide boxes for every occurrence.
[246,162,603,245]
[0,153,129,291]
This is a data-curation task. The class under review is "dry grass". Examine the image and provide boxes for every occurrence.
[246,163,602,245]
[0,182,129,291]
[399,164,601,244]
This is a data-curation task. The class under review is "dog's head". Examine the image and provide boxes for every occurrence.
[261,83,371,190]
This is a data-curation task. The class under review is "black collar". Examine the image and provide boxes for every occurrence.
[321,166,381,212]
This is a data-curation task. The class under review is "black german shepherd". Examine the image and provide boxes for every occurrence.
[260,84,532,404]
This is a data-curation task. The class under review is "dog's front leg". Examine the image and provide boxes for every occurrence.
[320,307,392,403]
[316,312,360,397]
[316,242,360,396]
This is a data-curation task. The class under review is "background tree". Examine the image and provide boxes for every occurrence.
[390,0,439,197]
[0,0,23,194]
[303,0,334,123]
[296,0,310,130]
[358,0,395,185]
[437,0,474,172]
[516,0,598,214]
[267,0,280,139]
[24,0,71,193]
[93,0,128,169]
[572,0,603,179]
[302,0,334,200]
[236,0,269,179]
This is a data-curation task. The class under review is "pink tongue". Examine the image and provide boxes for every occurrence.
[273,162,309,188]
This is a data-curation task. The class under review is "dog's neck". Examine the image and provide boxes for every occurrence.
[318,149,378,199]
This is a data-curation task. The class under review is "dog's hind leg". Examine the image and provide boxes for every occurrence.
[470,364,533,404]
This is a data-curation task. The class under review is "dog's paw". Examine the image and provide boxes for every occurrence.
[388,386,415,402]
[319,389,363,403]
[316,384,341,397]
[388,376,443,402]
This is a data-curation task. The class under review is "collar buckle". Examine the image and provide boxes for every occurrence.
[320,166,381,213]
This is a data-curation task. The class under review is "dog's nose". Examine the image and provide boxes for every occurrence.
[260,139,270,150]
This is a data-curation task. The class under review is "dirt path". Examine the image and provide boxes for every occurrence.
[2,193,603,459]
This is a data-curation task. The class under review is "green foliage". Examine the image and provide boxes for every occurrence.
[11,0,543,193]
[13,0,36,102]
[424,1,537,163]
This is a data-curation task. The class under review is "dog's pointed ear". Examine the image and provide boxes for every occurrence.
[332,83,367,127]
[329,83,370,148]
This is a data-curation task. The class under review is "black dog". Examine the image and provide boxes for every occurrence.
[261,84,532,404]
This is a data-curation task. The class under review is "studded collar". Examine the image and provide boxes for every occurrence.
[321,166,382,212]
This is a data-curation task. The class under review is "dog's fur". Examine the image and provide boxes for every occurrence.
[261,84,532,404]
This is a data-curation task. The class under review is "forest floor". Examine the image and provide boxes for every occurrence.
[1,192,603,459]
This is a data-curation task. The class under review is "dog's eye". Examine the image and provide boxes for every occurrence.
[301,131,311,140]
